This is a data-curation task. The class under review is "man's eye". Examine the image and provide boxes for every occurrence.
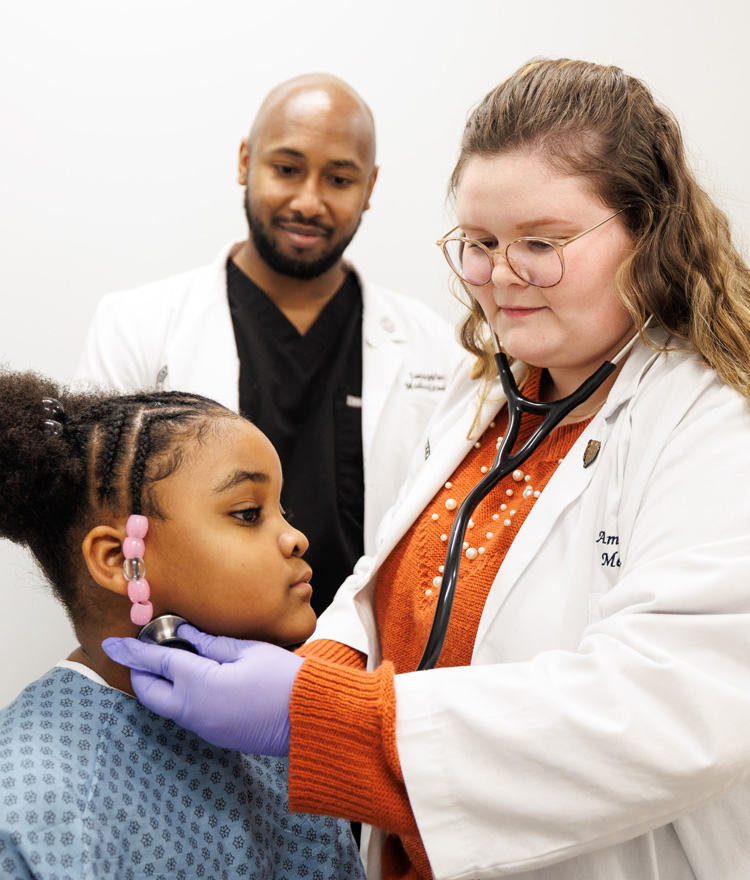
[330,175,352,187]
[275,164,298,176]
[232,506,262,524]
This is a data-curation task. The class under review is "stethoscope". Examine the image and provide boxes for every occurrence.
[417,328,646,671]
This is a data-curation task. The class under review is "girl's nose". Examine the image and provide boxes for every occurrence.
[280,525,309,558]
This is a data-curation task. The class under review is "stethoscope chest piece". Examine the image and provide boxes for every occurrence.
[138,613,199,653]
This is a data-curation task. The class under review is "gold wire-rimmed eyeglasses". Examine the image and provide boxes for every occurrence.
[436,208,627,289]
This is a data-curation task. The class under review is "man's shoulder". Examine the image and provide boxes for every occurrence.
[356,271,455,335]
[95,242,235,317]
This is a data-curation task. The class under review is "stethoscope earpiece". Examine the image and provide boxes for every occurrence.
[138,613,199,654]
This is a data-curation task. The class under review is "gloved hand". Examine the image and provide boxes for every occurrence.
[102,624,304,755]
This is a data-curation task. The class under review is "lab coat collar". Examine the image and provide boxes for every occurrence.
[162,241,241,410]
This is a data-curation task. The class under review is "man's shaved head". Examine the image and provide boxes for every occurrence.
[237,73,379,281]
[248,73,376,169]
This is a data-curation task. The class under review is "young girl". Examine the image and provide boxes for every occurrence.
[0,369,363,880]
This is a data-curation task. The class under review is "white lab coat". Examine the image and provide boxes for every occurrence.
[75,242,463,554]
[311,330,750,880]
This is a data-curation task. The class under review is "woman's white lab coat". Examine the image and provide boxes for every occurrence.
[75,242,463,553]
[312,331,750,880]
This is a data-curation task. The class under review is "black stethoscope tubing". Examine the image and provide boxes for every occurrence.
[416,350,616,671]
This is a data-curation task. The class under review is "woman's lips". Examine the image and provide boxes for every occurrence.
[500,306,544,318]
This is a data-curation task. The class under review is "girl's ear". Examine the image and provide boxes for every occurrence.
[82,525,128,596]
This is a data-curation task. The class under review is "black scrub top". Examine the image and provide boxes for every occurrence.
[227,261,365,616]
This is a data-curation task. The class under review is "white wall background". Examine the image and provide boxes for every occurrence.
[2,0,748,708]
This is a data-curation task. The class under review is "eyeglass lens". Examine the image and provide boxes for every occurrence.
[444,238,564,287]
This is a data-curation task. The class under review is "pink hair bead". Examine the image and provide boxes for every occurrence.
[122,537,145,559]
[130,601,153,626]
[124,514,152,628]
[127,578,150,604]
[126,515,149,539]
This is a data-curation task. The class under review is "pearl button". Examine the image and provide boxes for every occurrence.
[534,490,541,498]
[492,513,500,521]
[474,441,481,448]
[433,576,442,588]
[425,588,433,597]
[512,469,523,482]
[431,513,439,521]
[446,498,457,510]
[524,474,531,482]
[463,542,469,550]
[438,565,444,573]
[445,481,452,489]
[478,547,485,554]
[486,532,493,539]
[506,489,513,497]
[480,466,488,474]
[504,519,511,527]
[510,509,516,516]
[466,547,478,559]
[441,533,448,541]
[500,504,508,511]
[468,519,475,529]
[523,487,533,498]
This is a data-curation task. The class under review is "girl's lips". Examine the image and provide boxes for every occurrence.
[290,570,313,592]
[290,580,313,599]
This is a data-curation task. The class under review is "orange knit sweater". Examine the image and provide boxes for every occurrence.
[290,370,592,879]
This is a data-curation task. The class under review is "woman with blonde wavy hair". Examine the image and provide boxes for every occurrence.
[106,58,750,880]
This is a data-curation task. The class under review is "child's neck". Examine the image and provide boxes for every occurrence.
[69,631,137,697]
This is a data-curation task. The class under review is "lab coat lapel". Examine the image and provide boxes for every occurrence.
[164,244,241,411]
[359,277,407,471]
[472,335,666,652]
[374,384,506,565]
[472,415,612,650]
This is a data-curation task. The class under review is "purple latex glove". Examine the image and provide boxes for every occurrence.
[102,624,304,755]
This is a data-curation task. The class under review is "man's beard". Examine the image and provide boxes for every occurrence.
[244,191,360,280]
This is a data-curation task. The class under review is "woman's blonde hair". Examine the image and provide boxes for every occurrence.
[451,57,750,404]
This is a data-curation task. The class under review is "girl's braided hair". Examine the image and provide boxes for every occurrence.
[0,369,236,620]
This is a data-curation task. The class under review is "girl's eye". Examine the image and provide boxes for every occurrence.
[232,506,262,525]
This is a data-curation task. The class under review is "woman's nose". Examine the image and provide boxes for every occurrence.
[490,251,526,288]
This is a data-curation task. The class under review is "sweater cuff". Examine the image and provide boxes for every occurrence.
[288,657,419,837]
[296,638,367,670]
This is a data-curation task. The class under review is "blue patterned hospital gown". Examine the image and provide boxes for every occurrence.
[0,665,364,880]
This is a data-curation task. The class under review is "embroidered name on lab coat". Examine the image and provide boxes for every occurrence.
[405,372,446,392]
[596,530,621,567]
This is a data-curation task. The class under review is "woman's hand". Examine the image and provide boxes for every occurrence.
[102,624,304,755]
